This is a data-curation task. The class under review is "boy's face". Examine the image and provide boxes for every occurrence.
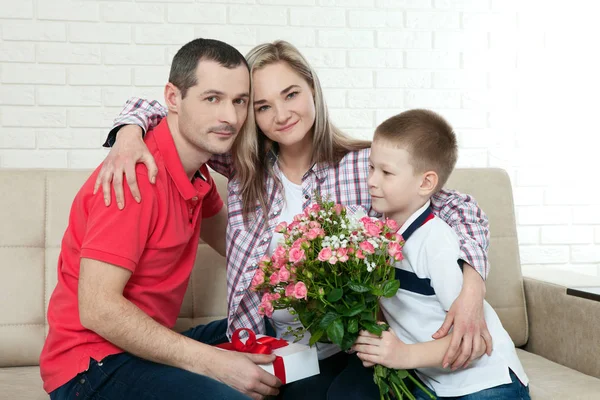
[368,138,425,220]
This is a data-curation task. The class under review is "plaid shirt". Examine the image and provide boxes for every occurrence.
[109,97,490,338]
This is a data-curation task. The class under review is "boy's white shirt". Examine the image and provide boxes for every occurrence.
[381,200,528,397]
[268,172,340,360]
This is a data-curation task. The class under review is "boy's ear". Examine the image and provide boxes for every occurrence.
[419,171,438,196]
[164,83,181,113]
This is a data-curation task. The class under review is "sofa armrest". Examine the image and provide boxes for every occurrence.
[522,269,600,379]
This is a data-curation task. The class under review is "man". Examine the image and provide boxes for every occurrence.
[40,38,281,400]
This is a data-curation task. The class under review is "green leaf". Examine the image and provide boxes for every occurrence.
[347,318,359,333]
[318,311,340,330]
[297,310,315,327]
[326,319,344,346]
[382,280,401,297]
[348,281,371,293]
[395,369,409,379]
[308,329,324,346]
[360,320,385,336]
[340,331,357,352]
[360,312,376,322]
[327,287,344,302]
[374,364,390,379]
[343,303,366,317]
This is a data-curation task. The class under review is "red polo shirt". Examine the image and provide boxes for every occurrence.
[40,118,223,393]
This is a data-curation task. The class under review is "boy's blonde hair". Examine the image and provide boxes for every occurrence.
[374,109,458,192]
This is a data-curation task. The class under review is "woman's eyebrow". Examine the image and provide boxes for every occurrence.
[254,85,301,105]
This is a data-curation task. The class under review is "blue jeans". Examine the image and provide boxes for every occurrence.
[49,319,251,400]
[412,370,531,400]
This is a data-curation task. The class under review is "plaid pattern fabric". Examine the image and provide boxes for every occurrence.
[110,97,490,338]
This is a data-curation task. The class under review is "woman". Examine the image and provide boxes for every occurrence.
[98,41,492,399]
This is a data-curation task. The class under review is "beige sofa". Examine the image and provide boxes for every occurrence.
[1,168,599,399]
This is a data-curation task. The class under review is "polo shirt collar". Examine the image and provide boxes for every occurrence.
[152,119,200,200]
[398,200,432,236]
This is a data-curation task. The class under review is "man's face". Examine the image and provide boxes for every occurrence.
[177,60,250,155]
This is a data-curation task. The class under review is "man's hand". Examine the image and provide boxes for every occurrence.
[353,329,409,370]
[432,264,493,370]
[204,350,282,400]
[94,125,157,210]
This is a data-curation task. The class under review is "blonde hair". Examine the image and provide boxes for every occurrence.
[232,41,371,224]
[374,109,458,192]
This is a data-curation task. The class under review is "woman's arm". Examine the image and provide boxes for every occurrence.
[96,98,167,209]
[429,191,493,369]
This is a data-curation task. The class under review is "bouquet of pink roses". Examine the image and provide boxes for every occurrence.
[251,198,430,399]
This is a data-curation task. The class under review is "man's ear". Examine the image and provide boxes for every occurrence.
[164,83,181,113]
[419,171,439,196]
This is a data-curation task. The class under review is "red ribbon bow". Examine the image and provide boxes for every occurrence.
[216,328,288,384]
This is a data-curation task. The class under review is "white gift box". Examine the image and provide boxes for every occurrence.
[255,335,320,384]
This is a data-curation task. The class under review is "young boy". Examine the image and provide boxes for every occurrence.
[353,109,530,399]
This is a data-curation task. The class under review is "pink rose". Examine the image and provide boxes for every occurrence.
[336,248,349,263]
[328,255,338,265]
[269,273,280,285]
[306,228,324,240]
[364,221,381,237]
[294,282,308,300]
[334,204,344,215]
[285,283,296,298]
[359,241,375,254]
[385,219,399,232]
[309,221,321,229]
[318,248,333,262]
[278,267,291,282]
[360,216,372,225]
[288,247,306,264]
[250,269,265,288]
[388,242,403,261]
[259,300,274,318]
[275,221,288,233]
[355,249,365,259]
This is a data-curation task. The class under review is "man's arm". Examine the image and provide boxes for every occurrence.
[200,205,228,257]
[78,257,281,399]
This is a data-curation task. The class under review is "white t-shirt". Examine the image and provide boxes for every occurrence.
[267,172,340,360]
[380,201,529,397]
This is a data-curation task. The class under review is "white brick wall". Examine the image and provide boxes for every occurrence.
[1,0,599,276]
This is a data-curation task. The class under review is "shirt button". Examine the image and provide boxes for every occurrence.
[192,196,198,202]
[262,237,268,243]
[80,378,85,384]
[304,194,310,200]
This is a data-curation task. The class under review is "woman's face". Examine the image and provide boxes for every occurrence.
[251,62,316,148]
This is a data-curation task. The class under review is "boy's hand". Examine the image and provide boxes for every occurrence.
[353,328,409,370]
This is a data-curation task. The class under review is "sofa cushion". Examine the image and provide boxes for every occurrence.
[516,349,600,399]
[0,367,47,400]
[446,169,528,347]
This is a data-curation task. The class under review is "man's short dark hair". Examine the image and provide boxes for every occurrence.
[169,38,249,98]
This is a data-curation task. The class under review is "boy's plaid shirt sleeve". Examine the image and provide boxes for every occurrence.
[431,189,491,280]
